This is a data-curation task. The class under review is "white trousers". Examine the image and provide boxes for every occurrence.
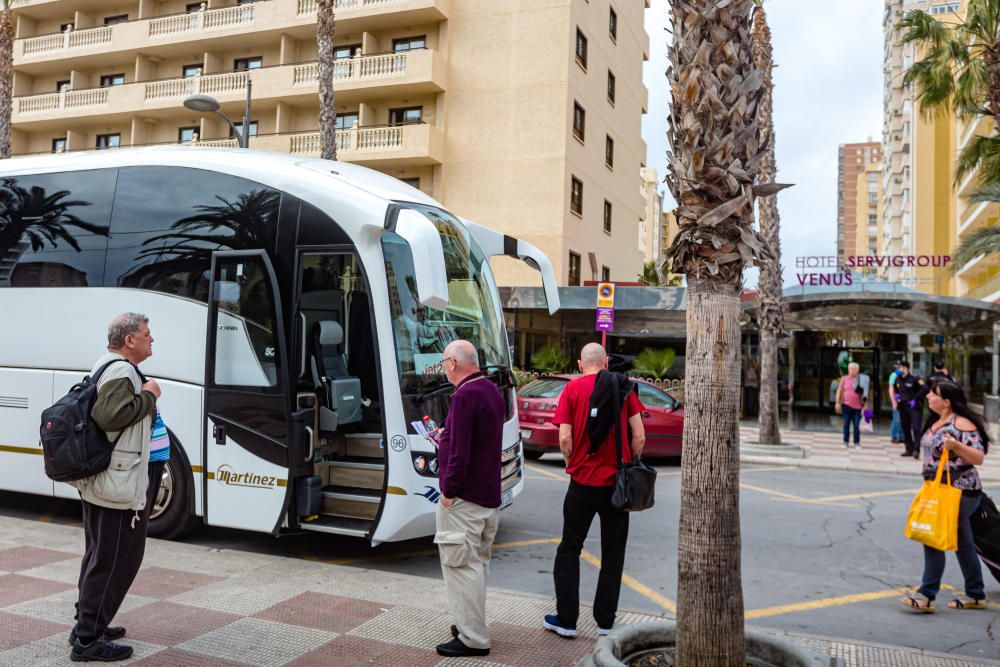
[434,498,500,649]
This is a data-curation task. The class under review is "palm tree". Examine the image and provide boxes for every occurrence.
[0,0,15,159]
[949,184,1000,268]
[317,0,338,161]
[638,259,682,286]
[665,0,779,662]
[900,0,1000,185]
[752,0,786,445]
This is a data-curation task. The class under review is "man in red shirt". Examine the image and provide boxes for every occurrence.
[543,343,645,638]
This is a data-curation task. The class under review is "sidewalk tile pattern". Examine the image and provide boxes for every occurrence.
[0,515,997,666]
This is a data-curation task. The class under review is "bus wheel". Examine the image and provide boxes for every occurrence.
[523,450,544,460]
[148,432,198,539]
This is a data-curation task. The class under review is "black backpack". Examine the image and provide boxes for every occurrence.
[970,492,1000,584]
[39,359,131,482]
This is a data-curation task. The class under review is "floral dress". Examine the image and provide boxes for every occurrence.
[919,417,984,491]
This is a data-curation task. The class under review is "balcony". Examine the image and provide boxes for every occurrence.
[965,270,1000,301]
[15,0,450,64]
[958,198,999,238]
[13,51,445,124]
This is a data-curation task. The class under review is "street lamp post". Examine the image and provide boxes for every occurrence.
[183,78,253,148]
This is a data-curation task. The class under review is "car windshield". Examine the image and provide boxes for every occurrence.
[382,204,510,426]
[519,378,568,398]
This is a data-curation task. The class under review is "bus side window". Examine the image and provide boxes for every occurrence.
[212,258,281,389]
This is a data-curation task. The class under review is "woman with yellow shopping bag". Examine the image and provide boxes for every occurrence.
[900,382,989,613]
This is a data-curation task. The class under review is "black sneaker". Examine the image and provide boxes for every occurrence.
[435,637,489,657]
[70,636,133,662]
[69,627,126,646]
[900,452,913,457]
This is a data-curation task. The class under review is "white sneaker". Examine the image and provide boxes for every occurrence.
[597,626,613,636]
[854,444,861,449]
[842,443,849,449]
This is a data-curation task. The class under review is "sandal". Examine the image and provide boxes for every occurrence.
[948,597,986,610]
[899,595,935,613]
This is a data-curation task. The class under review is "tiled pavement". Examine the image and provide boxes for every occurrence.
[741,426,1000,481]
[0,516,997,667]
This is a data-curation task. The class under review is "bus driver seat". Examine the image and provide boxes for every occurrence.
[310,321,362,431]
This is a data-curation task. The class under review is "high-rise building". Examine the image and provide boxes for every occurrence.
[639,166,662,265]
[9,0,650,287]
[955,112,1000,299]
[854,162,883,264]
[836,141,882,266]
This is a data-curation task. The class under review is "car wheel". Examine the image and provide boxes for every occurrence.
[523,449,544,460]
[148,431,198,540]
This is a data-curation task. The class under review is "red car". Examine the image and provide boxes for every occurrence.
[517,374,684,459]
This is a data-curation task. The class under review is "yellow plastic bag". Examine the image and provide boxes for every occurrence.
[904,449,961,551]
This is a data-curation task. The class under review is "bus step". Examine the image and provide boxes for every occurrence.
[327,458,385,490]
[300,514,372,538]
[321,489,380,521]
[322,485,381,502]
[344,434,384,458]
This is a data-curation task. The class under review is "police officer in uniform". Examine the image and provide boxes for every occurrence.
[926,359,953,391]
[892,360,928,459]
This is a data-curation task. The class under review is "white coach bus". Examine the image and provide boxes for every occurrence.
[0,147,559,544]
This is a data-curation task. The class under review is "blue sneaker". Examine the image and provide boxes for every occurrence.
[543,614,578,638]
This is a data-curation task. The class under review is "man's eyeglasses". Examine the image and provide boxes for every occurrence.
[442,356,455,364]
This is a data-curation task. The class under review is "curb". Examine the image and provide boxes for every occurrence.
[740,454,1000,482]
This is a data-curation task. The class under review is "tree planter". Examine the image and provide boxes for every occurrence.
[576,622,830,667]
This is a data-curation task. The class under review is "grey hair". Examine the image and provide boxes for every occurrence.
[848,362,860,372]
[108,312,149,349]
[580,342,607,368]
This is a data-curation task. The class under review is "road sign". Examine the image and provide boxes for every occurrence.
[596,307,615,332]
[597,282,615,308]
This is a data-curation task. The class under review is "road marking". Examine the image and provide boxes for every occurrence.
[581,549,677,614]
[312,537,560,567]
[658,465,795,478]
[525,465,568,482]
[772,498,859,509]
[745,587,916,619]
[800,488,918,503]
[738,482,808,502]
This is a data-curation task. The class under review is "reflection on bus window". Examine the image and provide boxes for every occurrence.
[213,257,280,389]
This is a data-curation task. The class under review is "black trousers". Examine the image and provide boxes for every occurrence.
[553,479,629,629]
[74,461,164,642]
[899,404,923,455]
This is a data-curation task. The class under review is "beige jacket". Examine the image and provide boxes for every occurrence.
[69,352,156,512]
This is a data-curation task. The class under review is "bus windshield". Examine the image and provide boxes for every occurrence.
[382,204,509,424]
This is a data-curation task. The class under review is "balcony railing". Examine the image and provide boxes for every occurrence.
[145,71,250,101]
[292,52,408,85]
[289,126,404,154]
[23,26,112,55]
[297,0,408,15]
[148,4,256,37]
[16,87,109,113]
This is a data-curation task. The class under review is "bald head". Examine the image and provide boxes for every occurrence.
[446,340,478,370]
[579,343,607,373]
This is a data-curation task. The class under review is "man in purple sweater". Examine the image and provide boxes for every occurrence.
[433,339,504,658]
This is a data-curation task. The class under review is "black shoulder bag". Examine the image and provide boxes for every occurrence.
[610,377,657,512]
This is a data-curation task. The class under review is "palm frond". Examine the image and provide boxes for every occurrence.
[899,9,950,49]
[956,133,1000,184]
[968,182,1000,204]
[950,225,1000,271]
[904,58,956,118]
[963,0,1000,48]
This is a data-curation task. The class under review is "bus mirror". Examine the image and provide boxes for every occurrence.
[392,209,449,311]
[460,219,561,315]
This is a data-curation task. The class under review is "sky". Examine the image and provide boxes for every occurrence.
[641,0,885,288]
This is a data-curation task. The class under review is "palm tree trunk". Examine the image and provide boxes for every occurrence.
[675,276,745,665]
[316,0,337,161]
[752,0,783,445]
[0,8,15,160]
[666,0,768,661]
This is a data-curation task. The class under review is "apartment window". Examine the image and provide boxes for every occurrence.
[568,252,582,286]
[99,73,125,87]
[51,137,67,153]
[400,177,420,189]
[575,28,588,69]
[182,64,202,78]
[178,127,199,144]
[393,36,426,52]
[607,70,616,104]
[570,176,583,216]
[60,22,74,32]
[234,57,263,71]
[96,133,121,149]
[335,112,359,130]
[603,200,612,234]
[868,214,878,225]
[103,14,128,25]
[572,102,585,142]
[929,3,959,14]
[389,106,422,125]
[609,7,618,41]
[605,134,614,168]
[231,120,258,139]
[56,80,71,92]
[333,44,362,60]
[186,2,204,11]
[601,266,611,282]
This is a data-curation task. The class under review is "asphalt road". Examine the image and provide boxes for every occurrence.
[3,459,999,662]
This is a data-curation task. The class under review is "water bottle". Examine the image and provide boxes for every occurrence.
[423,416,438,432]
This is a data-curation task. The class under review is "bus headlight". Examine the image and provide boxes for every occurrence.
[429,457,439,474]
[413,455,427,473]
[411,452,439,477]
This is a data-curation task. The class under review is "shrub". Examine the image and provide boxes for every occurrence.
[632,347,676,379]
[530,345,570,374]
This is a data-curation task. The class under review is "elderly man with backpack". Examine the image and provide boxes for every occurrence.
[68,313,161,662]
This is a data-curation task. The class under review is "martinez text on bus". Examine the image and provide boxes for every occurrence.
[0,147,560,544]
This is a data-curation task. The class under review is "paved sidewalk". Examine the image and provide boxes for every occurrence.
[0,516,997,666]
[741,426,1000,481]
